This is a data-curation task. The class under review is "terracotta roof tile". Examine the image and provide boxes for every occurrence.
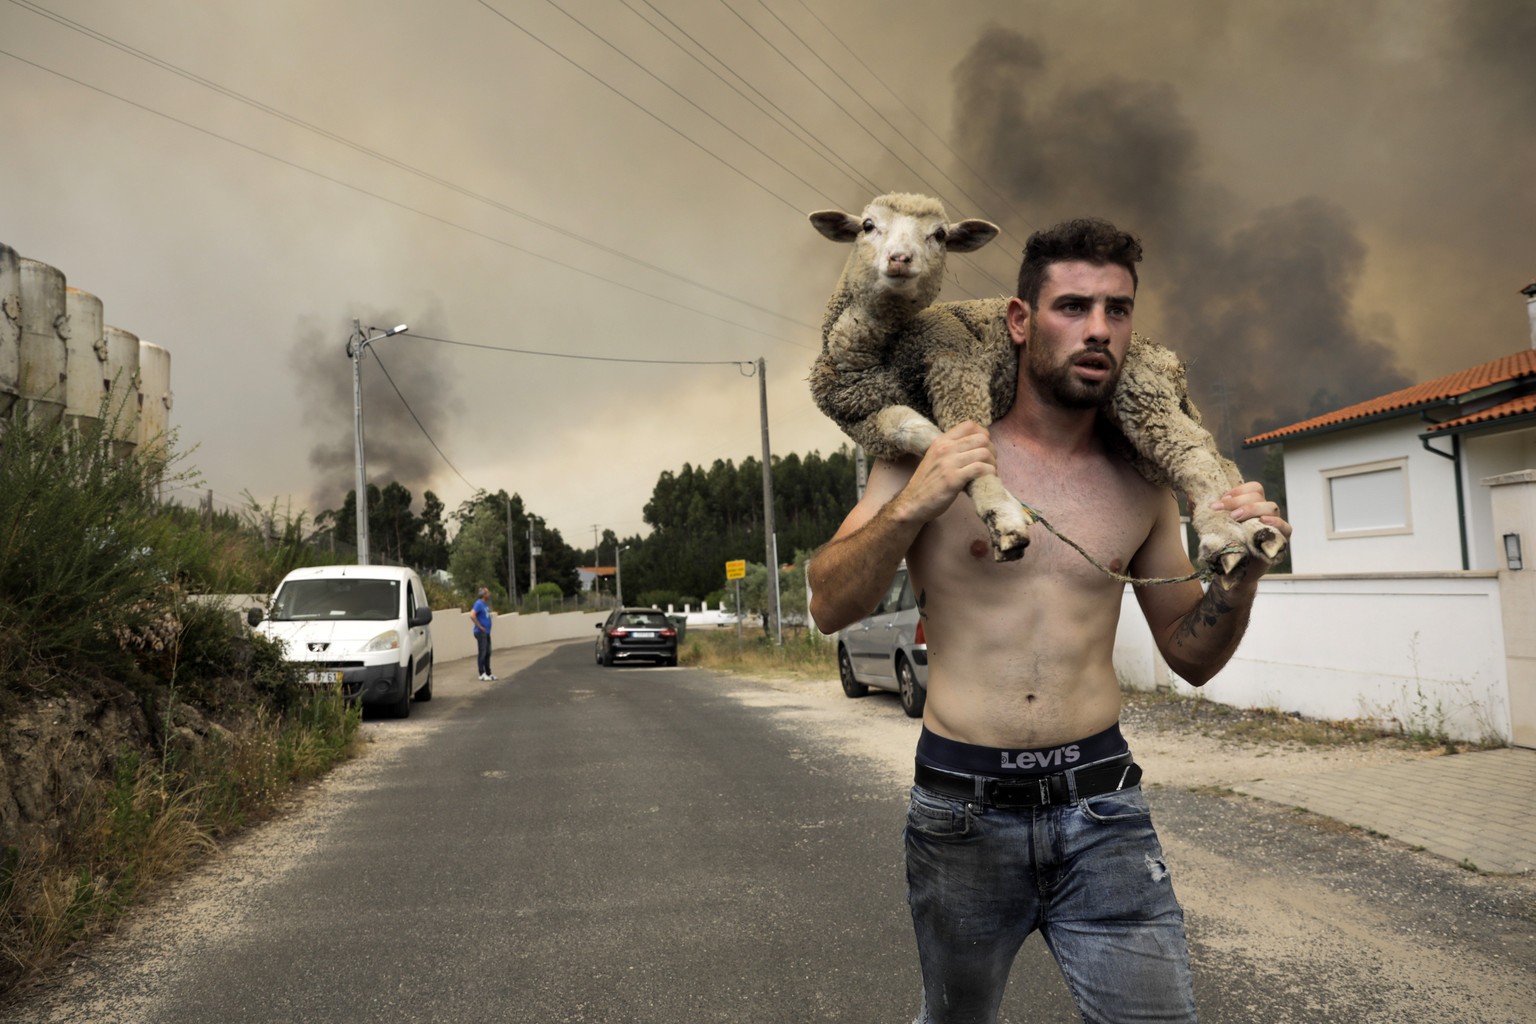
[1244,348,1536,445]
[1424,393,1536,432]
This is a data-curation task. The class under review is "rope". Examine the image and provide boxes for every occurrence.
[1018,502,1245,587]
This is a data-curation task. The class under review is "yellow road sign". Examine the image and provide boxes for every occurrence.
[725,559,746,580]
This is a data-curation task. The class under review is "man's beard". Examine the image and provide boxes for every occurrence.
[1027,344,1121,409]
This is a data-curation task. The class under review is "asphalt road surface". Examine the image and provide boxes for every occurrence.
[7,641,1533,1023]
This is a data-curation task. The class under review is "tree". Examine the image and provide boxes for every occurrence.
[623,446,856,601]
[447,507,505,603]
[411,490,449,571]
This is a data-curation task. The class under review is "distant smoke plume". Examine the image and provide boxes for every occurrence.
[289,304,455,512]
[951,25,1411,463]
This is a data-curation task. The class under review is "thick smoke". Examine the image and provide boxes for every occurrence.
[289,304,456,513]
[950,25,1412,465]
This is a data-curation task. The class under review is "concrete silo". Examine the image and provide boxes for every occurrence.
[64,286,107,436]
[103,325,141,459]
[136,340,172,462]
[0,243,19,422]
[18,258,69,425]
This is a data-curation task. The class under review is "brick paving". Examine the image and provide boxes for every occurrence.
[1234,747,1536,874]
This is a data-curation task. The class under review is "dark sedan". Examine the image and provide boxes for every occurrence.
[595,607,678,667]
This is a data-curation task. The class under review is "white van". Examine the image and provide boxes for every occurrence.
[247,564,434,718]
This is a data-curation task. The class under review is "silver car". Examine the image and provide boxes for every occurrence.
[835,565,928,717]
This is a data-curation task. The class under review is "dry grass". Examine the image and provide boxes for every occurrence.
[0,691,360,998]
[1120,686,1490,753]
[680,626,838,681]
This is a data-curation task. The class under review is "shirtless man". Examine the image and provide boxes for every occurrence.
[808,218,1290,1024]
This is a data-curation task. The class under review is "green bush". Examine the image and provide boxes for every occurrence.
[0,414,191,680]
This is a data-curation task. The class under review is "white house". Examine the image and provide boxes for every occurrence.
[1111,283,1536,748]
[1245,345,1536,574]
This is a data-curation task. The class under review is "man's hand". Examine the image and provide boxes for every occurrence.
[1208,481,1292,587]
[891,421,998,526]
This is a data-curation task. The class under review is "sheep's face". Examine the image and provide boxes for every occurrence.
[852,201,951,297]
[810,194,999,308]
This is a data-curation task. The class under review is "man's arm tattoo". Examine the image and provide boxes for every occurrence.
[1176,582,1236,644]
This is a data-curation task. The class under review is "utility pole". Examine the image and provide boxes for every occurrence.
[347,318,408,565]
[758,357,781,644]
[528,518,541,596]
[349,320,369,565]
[506,496,519,608]
[590,524,602,597]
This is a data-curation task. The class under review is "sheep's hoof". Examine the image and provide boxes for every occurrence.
[1251,524,1287,562]
[1218,550,1246,577]
[992,533,1029,562]
[982,509,1031,562]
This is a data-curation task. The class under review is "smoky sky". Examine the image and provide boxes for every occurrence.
[951,23,1414,460]
[290,304,455,513]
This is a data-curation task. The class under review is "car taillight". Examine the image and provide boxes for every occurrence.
[661,628,677,638]
[914,620,926,645]
[607,628,628,637]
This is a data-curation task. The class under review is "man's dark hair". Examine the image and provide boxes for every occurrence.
[1016,218,1143,308]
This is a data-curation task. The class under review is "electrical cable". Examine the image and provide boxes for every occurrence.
[0,45,813,350]
[474,0,807,215]
[763,0,1032,254]
[717,0,1013,296]
[4,0,819,334]
[8,0,818,333]
[404,331,758,372]
[612,0,879,200]
[539,0,840,208]
[789,0,1039,238]
[367,346,480,493]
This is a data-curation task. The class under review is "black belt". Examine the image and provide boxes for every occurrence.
[915,753,1141,808]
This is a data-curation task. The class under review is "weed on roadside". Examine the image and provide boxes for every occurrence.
[1118,686,1489,752]
[680,627,837,681]
[0,688,360,998]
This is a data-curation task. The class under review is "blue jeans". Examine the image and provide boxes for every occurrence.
[475,631,492,677]
[906,781,1197,1023]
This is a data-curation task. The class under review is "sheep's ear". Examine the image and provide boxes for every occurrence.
[944,219,1000,253]
[809,210,862,243]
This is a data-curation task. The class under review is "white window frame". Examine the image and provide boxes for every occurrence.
[1322,457,1412,539]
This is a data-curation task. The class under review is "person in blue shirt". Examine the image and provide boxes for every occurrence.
[471,587,495,681]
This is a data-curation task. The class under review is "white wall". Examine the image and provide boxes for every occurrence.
[1281,421,1462,572]
[432,609,607,664]
[1462,425,1536,570]
[1115,573,1511,744]
[194,594,604,665]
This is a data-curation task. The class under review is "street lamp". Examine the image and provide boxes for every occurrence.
[347,319,409,565]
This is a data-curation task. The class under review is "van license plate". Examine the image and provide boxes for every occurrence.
[306,670,343,685]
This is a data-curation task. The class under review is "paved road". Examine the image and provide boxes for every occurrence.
[7,642,1534,1022]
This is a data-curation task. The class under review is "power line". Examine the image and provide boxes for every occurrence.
[367,346,479,493]
[718,0,1013,296]
[405,331,759,371]
[4,1,821,336]
[618,0,881,199]
[762,0,1032,257]
[538,0,840,209]
[474,0,808,215]
[0,46,813,351]
[789,0,1039,239]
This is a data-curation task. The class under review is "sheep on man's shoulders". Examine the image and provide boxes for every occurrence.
[807,191,1285,579]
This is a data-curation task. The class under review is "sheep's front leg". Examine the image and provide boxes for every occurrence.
[1188,481,1287,582]
[1108,339,1287,582]
[968,473,1035,561]
[870,407,1034,562]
